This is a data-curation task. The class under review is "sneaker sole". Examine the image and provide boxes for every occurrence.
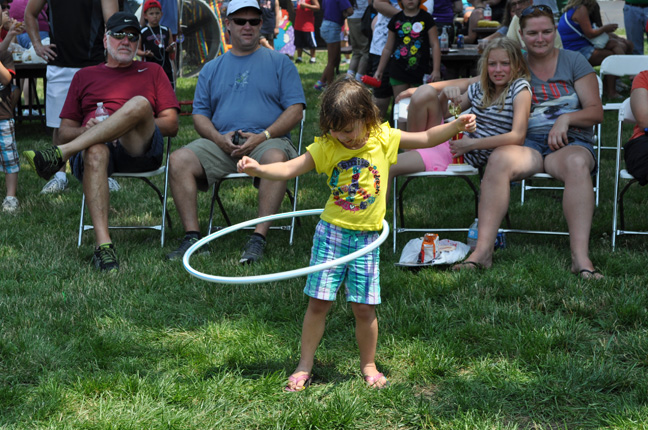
[23,151,40,177]
[23,150,58,181]
[40,181,68,194]
[92,258,120,272]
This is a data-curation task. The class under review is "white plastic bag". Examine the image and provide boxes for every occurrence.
[397,238,470,266]
[22,38,49,64]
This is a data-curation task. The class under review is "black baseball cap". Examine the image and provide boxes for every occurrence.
[105,12,141,33]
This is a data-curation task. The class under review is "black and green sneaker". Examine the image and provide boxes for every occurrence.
[166,234,209,261]
[23,146,65,181]
[92,243,119,272]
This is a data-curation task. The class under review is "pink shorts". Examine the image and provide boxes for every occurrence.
[412,140,453,172]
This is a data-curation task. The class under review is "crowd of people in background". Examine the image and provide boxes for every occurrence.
[0,0,647,273]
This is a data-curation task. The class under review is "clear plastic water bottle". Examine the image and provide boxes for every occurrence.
[95,102,109,122]
[484,4,492,20]
[467,218,478,251]
[440,26,449,53]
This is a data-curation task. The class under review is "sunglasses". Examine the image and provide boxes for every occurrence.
[108,31,140,42]
[231,18,262,26]
[520,4,553,17]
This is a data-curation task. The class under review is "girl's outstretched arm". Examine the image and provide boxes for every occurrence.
[399,114,477,149]
[395,76,479,102]
[237,152,316,181]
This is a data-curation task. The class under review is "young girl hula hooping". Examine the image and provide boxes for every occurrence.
[237,77,476,391]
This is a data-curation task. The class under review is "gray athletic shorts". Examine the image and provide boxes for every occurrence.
[185,136,298,190]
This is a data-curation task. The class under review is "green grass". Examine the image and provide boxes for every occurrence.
[1,52,648,429]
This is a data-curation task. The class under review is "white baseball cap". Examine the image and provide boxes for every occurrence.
[227,0,261,16]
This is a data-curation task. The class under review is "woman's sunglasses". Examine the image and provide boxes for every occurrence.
[520,4,553,17]
[108,31,140,42]
[231,18,262,26]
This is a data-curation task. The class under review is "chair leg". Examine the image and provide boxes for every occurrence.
[456,175,480,218]
[137,177,173,229]
[161,167,170,247]
[521,179,527,205]
[618,179,637,232]
[207,180,232,234]
[392,176,398,253]
[214,182,232,227]
[78,193,86,247]
[207,184,218,234]
[397,177,413,229]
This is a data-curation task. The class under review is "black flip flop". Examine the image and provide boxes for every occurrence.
[577,269,604,280]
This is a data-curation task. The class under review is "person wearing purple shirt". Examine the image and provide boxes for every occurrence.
[10,0,48,48]
[431,0,462,43]
[313,0,353,91]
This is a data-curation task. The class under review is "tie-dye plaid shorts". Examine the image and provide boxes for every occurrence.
[304,220,381,305]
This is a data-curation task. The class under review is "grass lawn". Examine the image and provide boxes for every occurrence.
[1,53,648,429]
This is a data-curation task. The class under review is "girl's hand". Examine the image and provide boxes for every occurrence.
[11,20,25,35]
[547,115,570,151]
[373,70,383,82]
[455,114,477,133]
[440,86,463,107]
[449,136,475,156]
[430,70,441,82]
[237,156,261,176]
[8,19,24,36]
[603,23,618,33]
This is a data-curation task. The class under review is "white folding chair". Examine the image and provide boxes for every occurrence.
[611,98,647,249]
[520,75,603,207]
[391,99,481,252]
[207,111,305,246]
[599,55,648,114]
[78,136,173,247]
[597,55,648,179]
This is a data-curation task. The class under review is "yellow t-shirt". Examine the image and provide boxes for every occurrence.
[306,123,401,231]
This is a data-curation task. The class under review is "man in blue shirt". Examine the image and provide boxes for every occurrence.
[166,0,306,264]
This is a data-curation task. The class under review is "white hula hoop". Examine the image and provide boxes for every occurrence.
[183,209,390,284]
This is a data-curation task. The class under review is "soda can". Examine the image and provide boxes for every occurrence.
[494,231,507,250]
[456,34,464,49]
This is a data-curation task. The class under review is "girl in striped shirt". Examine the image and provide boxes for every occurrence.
[390,37,532,178]
[446,37,532,167]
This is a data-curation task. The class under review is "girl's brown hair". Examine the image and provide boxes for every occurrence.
[477,37,530,111]
[319,77,382,137]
